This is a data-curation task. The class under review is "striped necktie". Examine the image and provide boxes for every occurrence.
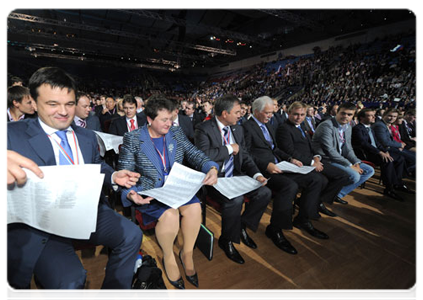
[222,127,234,177]
[56,130,74,165]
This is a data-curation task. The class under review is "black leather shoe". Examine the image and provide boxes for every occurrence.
[293,219,329,239]
[265,225,297,255]
[218,238,245,264]
[384,188,404,202]
[240,228,257,249]
[179,251,198,288]
[394,184,414,194]
[334,197,348,204]
[162,258,185,289]
[319,203,337,217]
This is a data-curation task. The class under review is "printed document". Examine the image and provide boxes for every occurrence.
[276,161,315,174]
[139,162,206,209]
[7,164,104,239]
[94,131,123,156]
[213,176,263,199]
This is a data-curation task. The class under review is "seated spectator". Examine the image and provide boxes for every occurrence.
[201,100,214,121]
[311,102,375,203]
[116,98,125,116]
[397,111,416,151]
[9,76,23,87]
[302,105,317,135]
[237,101,249,125]
[7,85,36,122]
[135,96,144,114]
[268,98,284,131]
[74,94,102,131]
[372,108,416,177]
[195,95,272,263]
[403,109,420,144]
[109,94,147,136]
[99,96,120,132]
[171,105,194,142]
[94,95,106,116]
[118,95,218,289]
[184,101,205,128]
[277,101,351,217]
[243,96,330,241]
[352,108,409,201]
[320,104,338,123]
[7,66,142,289]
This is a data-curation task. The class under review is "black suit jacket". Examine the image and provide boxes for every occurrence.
[177,114,195,141]
[351,123,386,159]
[399,122,416,149]
[242,118,291,173]
[195,118,260,177]
[268,112,284,131]
[276,120,315,166]
[108,115,147,136]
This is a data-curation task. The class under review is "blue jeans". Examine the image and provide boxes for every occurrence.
[331,162,375,198]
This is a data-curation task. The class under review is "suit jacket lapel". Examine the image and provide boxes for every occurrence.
[140,126,163,177]
[26,119,56,166]
[211,119,224,146]
[165,129,177,167]
[250,119,272,150]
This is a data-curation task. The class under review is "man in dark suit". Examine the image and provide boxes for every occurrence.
[277,102,351,217]
[372,108,416,177]
[268,98,284,131]
[302,105,317,136]
[184,101,205,129]
[74,94,102,131]
[7,67,142,289]
[195,95,274,264]
[243,96,329,241]
[7,85,37,122]
[109,95,147,136]
[98,96,120,132]
[352,108,408,201]
[402,109,416,138]
[171,106,194,142]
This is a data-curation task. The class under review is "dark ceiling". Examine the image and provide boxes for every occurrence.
[7,9,415,72]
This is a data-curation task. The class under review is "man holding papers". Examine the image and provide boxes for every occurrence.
[243,96,330,241]
[195,95,275,263]
[118,95,218,289]
[7,67,142,289]
[276,102,351,217]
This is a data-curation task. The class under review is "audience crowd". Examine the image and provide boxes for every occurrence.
[7,30,415,290]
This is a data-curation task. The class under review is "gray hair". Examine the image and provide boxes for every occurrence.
[252,96,273,114]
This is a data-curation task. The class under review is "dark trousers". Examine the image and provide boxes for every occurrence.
[320,159,352,204]
[266,171,324,228]
[9,203,142,289]
[207,184,271,244]
[365,151,405,187]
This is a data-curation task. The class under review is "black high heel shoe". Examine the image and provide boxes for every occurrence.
[162,258,185,289]
[179,251,199,287]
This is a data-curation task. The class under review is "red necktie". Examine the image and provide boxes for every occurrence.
[130,119,135,131]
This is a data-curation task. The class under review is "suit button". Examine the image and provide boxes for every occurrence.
[158,178,161,181]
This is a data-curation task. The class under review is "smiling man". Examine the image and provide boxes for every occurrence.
[7,67,142,289]
[312,102,375,202]
[109,94,147,136]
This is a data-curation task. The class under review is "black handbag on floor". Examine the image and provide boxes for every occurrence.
[132,255,167,289]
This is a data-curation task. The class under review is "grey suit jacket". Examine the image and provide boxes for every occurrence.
[311,118,360,167]
[118,125,218,207]
[86,114,102,131]
[371,120,402,149]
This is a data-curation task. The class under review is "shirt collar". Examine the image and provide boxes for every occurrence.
[215,116,227,131]
[251,115,265,128]
[38,118,73,135]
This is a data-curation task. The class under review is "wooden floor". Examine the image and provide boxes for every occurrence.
[44,171,417,290]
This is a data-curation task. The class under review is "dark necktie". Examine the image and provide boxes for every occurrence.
[80,119,86,128]
[222,127,234,177]
[56,130,74,165]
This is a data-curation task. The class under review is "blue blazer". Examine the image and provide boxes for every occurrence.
[7,118,115,286]
[118,125,218,207]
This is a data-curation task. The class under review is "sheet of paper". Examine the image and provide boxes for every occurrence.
[275,161,315,174]
[213,176,263,199]
[94,131,123,156]
[139,162,206,209]
[7,164,104,239]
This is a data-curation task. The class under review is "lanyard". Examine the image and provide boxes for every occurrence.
[47,131,79,165]
[151,136,168,173]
